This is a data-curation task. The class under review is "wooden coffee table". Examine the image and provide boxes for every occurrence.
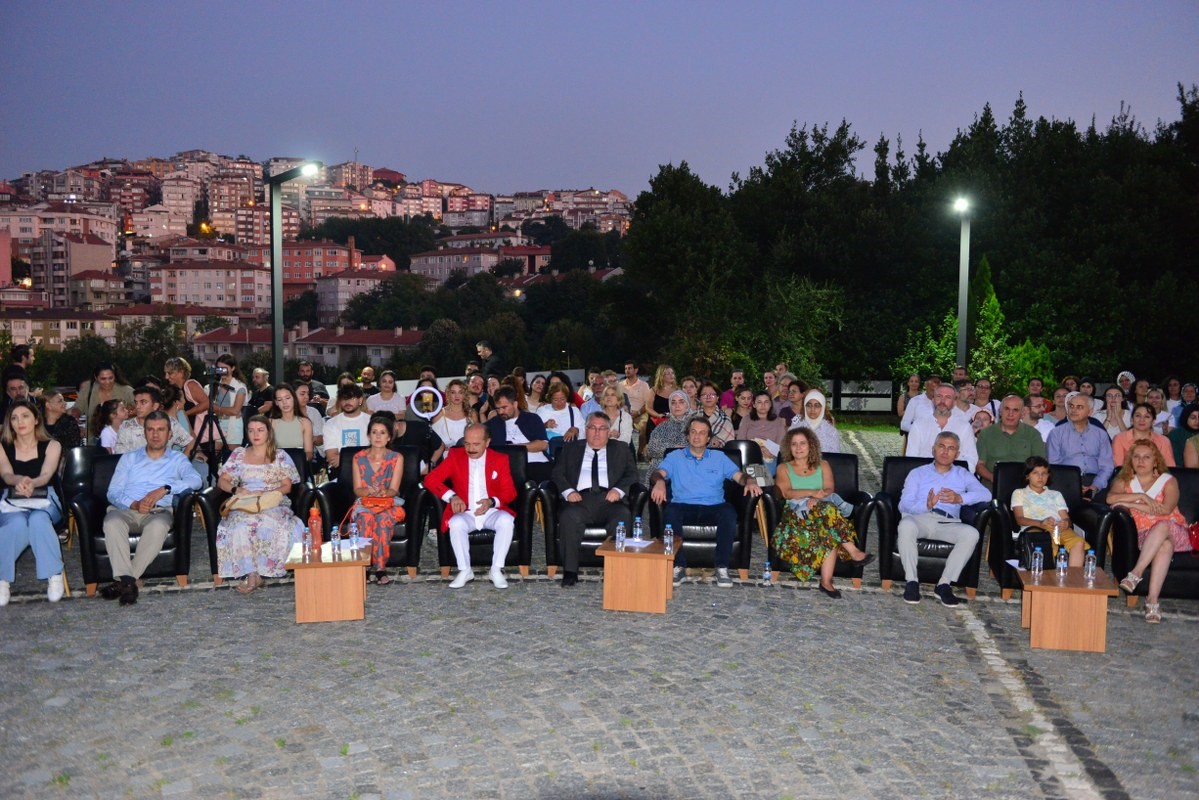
[596,536,678,614]
[1016,566,1119,652]
[285,541,371,624]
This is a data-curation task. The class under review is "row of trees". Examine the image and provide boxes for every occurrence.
[33,86,1185,393]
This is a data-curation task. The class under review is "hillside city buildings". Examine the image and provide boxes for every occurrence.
[0,149,630,367]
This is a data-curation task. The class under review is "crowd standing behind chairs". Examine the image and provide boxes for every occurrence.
[1,342,1197,626]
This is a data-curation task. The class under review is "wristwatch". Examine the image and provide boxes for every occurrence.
[161,484,171,494]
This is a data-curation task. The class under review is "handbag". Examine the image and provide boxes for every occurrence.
[359,495,406,523]
[1017,527,1055,570]
[0,485,54,512]
[220,490,283,517]
[1187,520,1199,554]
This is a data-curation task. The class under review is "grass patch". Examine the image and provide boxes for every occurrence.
[275,738,286,748]
[50,772,70,787]
[339,743,350,756]
[161,736,173,746]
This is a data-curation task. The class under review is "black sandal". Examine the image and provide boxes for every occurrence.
[375,571,392,586]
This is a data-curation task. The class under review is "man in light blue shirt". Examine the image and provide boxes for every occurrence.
[897,431,990,607]
[101,411,203,605]
[1047,392,1114,499]
[649,417,762,588]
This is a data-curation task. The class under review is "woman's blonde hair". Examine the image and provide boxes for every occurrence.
[1115,440,1170,487]
[246,414,277,463]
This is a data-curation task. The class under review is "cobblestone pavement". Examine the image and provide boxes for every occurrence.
[1,430,1196,799]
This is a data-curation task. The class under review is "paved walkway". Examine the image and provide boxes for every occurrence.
[1,430,1196,799]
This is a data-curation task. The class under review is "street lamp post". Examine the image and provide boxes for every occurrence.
[266,162,318,386]
[953,197,971,371]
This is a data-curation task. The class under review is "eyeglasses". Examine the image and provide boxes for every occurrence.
[700,393,717,399]
[585,425,610,432]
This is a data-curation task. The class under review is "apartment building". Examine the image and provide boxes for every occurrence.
[149,260,272,313]
[0,308,119,349]
[408,246,500,285]
[69,269,130,310]
[315,268,390,326]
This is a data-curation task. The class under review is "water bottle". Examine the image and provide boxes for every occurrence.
[762,560,772,585]
[302,524,312,562]
[663,523,674,554]
[1083,549,1097,582]
[347,522,359,557]
[632,516,644,541]
[1056,544,1068,578]
[615,521,626,552]
[1030,546,1044,579]
[331,524,341,558]
[1052,520,1061,547]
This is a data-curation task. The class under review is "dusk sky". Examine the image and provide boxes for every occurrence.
[2,2,1196,196]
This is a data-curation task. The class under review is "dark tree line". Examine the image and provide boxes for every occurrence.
[304,87,1199,386]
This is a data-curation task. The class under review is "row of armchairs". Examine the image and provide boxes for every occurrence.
[58,443,1199,606]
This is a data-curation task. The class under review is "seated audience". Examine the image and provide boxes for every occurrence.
[551,411,638,587]
[643,390,691,483]
[729,386,754,430]
[1047,392,1114,500]
[734,391,787,468]
[598,386,635,448]
[538,382,582,442]
[1097,386,1131,439]
[1010,455,1087,567]
[975,394,1045,489]
[0,400,65,605]
[790,389,843,454]
[116,385,194,455]
[350,415,405,586]
[267,383,314,463]
[101,411,204,605]
[215,416,303,594]
[895,431,990,606]
[94,399,128,453]
[648,365,679,431]
[1108,441,1194,624]
[526,373,548,413]
[322,384,370,471]
[485,386,551,483]
[365,370,406,415]
[899,374,941,433]
[649,416,762,588]
[973,377,999,421]
[38,389,81,450]
[905,385,976,470]
[1145,386,1172,435]
[694,382,734,448]
[78,363,135,445]
[1078,377,1103,413]
[720,368,747,414]
[1170,383,1197,426]
[1111,403,1175,468]
[772,427,872,598]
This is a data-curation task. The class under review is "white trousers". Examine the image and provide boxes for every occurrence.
[447,508,514,572]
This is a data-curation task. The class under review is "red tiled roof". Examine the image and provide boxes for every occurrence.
[1,308,115,321]
[299,328,424,346]
[61,232,112,246]
[155,259,268,272]
[69,270,123,281]
[318,269,390,281]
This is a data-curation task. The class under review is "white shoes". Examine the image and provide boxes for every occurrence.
[448,570,475,589]
[0,580,9,607]
[489,568,509,589]
[47,574,64,603]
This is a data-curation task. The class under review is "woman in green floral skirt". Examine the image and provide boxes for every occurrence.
[772,427,873,598]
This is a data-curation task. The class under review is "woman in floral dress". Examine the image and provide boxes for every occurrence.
[351,416,404,585]
[216,416,303,594]
[772,427,872,597]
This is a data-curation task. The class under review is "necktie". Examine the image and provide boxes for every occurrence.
[591,448,601,491]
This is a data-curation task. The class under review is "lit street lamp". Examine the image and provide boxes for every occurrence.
[266,162,318,385]
[953,197,971,370]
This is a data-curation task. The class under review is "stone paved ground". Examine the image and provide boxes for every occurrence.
[1,430,1196,799]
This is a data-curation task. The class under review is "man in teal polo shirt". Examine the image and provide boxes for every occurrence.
[976,394,1047,489]
[649,417,762,587]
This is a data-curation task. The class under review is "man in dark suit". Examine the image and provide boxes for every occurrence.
[551,411,639,587]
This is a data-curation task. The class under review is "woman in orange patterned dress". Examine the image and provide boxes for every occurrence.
[351,416,404,585]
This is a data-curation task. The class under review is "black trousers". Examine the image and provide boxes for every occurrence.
[557,490,633,572]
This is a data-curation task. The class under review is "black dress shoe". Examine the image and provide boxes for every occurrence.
[99,582,123,600]
[118,583,139,606]
[853,553,875,568]
[561,571,578,587]
[818,583,842,599]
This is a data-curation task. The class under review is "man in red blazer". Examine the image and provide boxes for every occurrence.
[423,423,518,588]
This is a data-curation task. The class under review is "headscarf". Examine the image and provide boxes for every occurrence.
[789,389,842,453]
[644,390,693,482]
[1167,401,1199,464]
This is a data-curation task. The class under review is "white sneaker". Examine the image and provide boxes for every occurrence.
[0,580,9,607]
[448,570,475,589]
[47,574,65,603]
[489,569,509,589]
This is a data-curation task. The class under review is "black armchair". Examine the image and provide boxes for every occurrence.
[61,445,107,548]
[72,453,195,596]
[1109,466,1199,607]
[194,448,319,584]
[980,462,1118,600]
[634,446,761,579]
[768,452,875,587]
[872,456,986,599]
[421,444,539,577]
[541,481,645,576]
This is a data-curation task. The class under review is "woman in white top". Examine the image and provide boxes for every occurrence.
[366,370,406,415]
[1146,386,1172,435]
[526,374,547,413]
[789,389,842,454]
[1096,386,1131,440]
[538,382,581,442]
[212,353,247,448]
[431,379,473,461]
[598,385,634,446]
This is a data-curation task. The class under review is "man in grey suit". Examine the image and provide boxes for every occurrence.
[551,411,639,587]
